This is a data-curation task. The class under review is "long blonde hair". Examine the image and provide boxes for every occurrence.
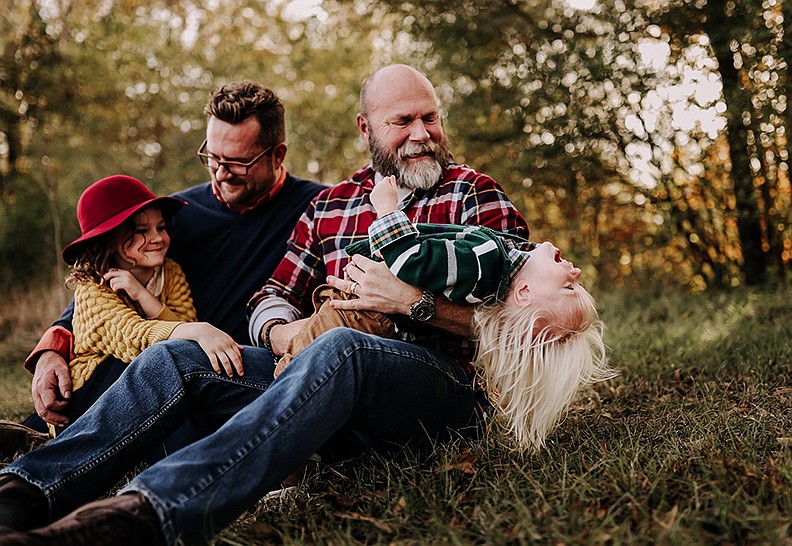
[473,286,616,450]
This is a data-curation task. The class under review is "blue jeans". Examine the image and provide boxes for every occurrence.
[21,356,202,462]
[2,328,483,545]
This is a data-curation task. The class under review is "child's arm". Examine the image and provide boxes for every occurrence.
[169,322,244,377]
[72,283,243,377]
[156,260,241,374]
[363,214,509,303]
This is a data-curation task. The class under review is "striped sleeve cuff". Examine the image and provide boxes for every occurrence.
[368,211,419,255]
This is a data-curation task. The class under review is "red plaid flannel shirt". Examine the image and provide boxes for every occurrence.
[247,163,529,367]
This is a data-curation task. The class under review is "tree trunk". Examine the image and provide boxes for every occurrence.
[704,3,768,285]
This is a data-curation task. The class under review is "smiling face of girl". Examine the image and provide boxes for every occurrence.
[111,206,170,272]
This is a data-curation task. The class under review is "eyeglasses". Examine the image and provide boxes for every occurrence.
[196,140,275,176]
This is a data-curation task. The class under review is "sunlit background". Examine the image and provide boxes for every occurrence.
[0,0,789,293]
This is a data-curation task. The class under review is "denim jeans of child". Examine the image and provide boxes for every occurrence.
[1,328,483,545]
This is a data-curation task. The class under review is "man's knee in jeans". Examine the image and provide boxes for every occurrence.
[294,328,438,383]
[298,327,380,362]
[132,340,212,378]
[279,328,379,381]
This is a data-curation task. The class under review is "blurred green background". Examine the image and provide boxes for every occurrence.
[1,0,789,294]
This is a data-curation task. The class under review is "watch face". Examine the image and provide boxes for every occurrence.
[410,292,435,322]
[412,302,434,322]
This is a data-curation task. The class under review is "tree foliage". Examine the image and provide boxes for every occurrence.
[377,0,788,289]
[649,0,788,285]
[0,0,788,292]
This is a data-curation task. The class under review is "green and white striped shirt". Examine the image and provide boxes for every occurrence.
[346,211,536,304]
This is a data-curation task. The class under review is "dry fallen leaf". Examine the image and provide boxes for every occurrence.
[336,512,395,533]
[438,448,478,475]
[392,495,408,516]
[247,521,278,538]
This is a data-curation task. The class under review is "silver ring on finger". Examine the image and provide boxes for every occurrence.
[350,281,359,296]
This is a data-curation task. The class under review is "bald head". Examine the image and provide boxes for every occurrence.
[359,64,438,117]
[356,64,450,191]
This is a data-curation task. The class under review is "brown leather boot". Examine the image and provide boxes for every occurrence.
[0,493,164,546]
[0,475,48,533]
[0,422,49,462]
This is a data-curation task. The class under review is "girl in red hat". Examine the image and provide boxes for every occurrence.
[56,175,244,434]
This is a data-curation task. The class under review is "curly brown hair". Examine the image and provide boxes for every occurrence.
[204,81,285,148]
[65,229,128,287]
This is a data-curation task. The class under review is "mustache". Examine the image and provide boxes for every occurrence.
[398,142,438,160]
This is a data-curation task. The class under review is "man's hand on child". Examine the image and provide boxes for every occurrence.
[329,254,422,316]
[32,351,72,426]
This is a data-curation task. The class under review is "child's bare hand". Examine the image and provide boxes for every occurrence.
[370,175,399,217]
[172,323,244,377]
[103,268,164,318]
[103,269,147,301]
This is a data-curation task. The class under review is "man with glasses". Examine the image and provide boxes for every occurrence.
[0,65,529,545]
[3,81,324,452]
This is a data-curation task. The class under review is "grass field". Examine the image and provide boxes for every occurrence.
[1,283,790,545]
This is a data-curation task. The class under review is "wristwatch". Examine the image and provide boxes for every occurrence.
[409,291,435,322]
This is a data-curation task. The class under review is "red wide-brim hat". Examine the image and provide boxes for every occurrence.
[62,174,186,264]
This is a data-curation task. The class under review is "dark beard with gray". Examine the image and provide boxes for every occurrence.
[369,132,451,190]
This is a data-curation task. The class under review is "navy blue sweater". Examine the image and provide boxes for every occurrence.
[55,175,325,344]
